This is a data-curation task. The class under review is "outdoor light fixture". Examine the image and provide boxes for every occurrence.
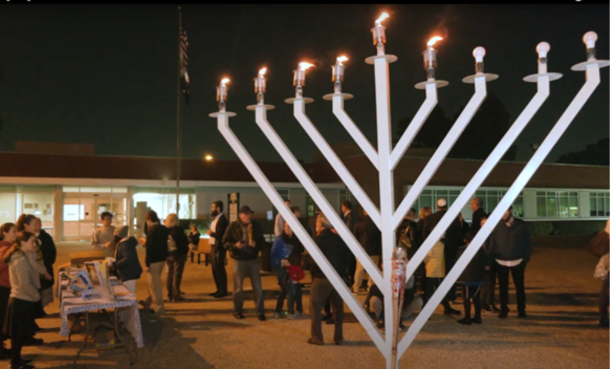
[204,154,213,161]
[292,62,314,98]
[371,12,389,53]
[423,36,442,80]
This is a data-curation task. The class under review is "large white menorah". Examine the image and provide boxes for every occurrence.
[210,12,608,369]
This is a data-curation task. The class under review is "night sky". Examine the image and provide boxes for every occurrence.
[0,4,608,164]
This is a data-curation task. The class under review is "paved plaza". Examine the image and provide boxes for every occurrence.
[24,235,609,369]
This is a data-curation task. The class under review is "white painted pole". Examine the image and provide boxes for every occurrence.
[332,95,380,171]
[405,43,560,284]
[390,83,438,169]
[293,101,382,229]
[252,105,383,288]
[213,111,387,353]
[393,75,488,230]
[398,62,603,359]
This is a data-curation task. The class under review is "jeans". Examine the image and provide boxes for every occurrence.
[310,278,343,343]
[145,261,166,315]
[293,283,303,313]
[496,261,527,313]
[599,273,609,320]
[212,246,228,294]
[273,267,295,314]
[232,258,265,315]
[481,264,497,306]
[423,277,452,312]
[167,254,188,299]
[462,284,482,319]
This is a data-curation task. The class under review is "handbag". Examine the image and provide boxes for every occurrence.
[585,230,609,258]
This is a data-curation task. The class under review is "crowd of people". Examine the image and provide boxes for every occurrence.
[0,193,605,368]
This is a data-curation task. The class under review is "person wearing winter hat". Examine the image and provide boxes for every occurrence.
[111,225,142,294]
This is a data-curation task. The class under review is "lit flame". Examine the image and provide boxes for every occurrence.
[205,155,213,161]
[375,12,389,26]
[220,78,230,86]
[258,68,267,76]
[298,62,315,71]
[336,56,348,65]
[427,36,443,48]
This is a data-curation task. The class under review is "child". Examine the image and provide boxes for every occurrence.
[457,230,487,325]
[285,248,304,319]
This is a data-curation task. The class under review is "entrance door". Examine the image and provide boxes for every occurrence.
[63,193,128,241]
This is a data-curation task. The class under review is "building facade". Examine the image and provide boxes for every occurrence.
[0,151,607,241]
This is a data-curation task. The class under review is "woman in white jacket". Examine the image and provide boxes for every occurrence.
[3,232,43,369]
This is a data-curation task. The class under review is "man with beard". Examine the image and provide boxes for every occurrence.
[207,201,229,298]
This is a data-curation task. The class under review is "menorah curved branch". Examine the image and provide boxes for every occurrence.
[249,104,384,288]
[212,111,387,353]
[390,83,438,169]
[399,63,604,358]
[327,93,380,171]
[291,100,382,229]
[405,66,556,283]
[392,76,489,230]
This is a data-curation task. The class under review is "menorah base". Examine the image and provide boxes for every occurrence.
[322,93,354,101]
[523,72,563,83]
[246,104,275,111]
[285,97,314,104]
[414,80,449,90]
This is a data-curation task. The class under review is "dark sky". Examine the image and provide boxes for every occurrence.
[0,4,608,164]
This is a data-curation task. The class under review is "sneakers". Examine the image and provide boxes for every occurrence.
[288,312,302,320]
[233,313,246,320]
[307,338,324,346]
[273,312,283,319]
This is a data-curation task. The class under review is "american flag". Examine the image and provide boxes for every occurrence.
[180,18,190,105]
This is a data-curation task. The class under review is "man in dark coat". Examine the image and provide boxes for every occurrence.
[470,197,488,234]
[207,201,229,298]
[487,205,532,319]
[422,198,463,313]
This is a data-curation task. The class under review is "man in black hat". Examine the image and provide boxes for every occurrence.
[222,205,267,321]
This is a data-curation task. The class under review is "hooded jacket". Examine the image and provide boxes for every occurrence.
[6,250,40,302]
[114,236,143,282]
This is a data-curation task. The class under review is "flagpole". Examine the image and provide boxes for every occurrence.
[176,6,182,217]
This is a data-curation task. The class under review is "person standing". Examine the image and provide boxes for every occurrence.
[33,217,56,315]
[341,201,356,232]
[342,201,357,290]
[352,209,381,294]
[4,232,46,369]
[422,200,461,315]
[0,223,16,359]
[457,231,486,325]
[222,206,266,321]
[142,211,168,319]
[308,206,321,239]
[91,212,116,258]
[487,205,532,319]
[274,199,291,238]
[208,201,229,298]
[470,197,488,234]
[308,213,350,346]
[270,222,303,319]
[165,214,189,302]
[112,225,142,294]
[188,225,201,251]
[479,217,500,312]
